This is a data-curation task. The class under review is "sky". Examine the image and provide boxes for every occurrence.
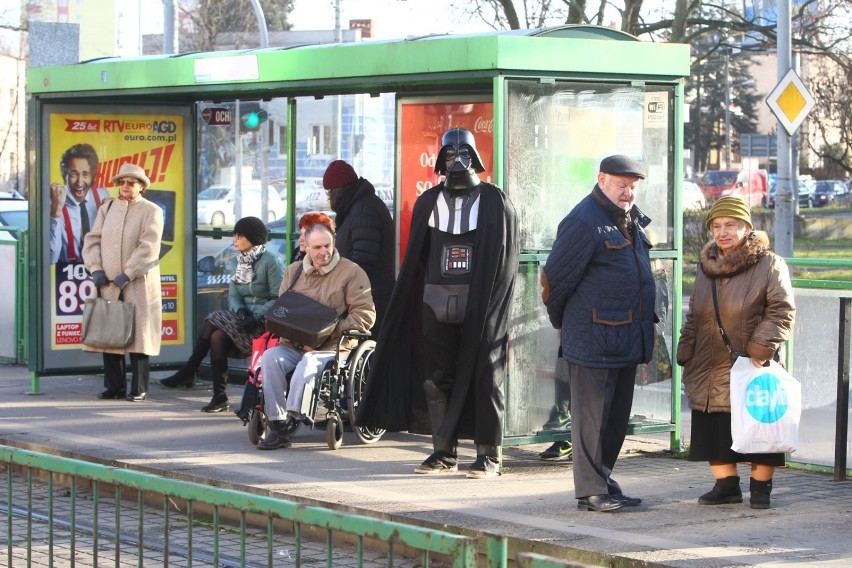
[287,0,491,40]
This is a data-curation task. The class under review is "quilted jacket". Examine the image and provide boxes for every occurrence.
[543,189,656,369]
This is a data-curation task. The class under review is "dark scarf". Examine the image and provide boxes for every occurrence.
[699,231,771,279]
[592,185,637,240]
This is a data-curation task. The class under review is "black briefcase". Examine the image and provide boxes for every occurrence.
[265,289,342,349]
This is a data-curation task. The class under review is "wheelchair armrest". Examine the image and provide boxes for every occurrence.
[341,329,372,340]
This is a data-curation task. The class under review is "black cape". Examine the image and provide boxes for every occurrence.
[355,182,518,445]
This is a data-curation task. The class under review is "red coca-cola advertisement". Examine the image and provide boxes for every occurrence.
[398,100,494,260]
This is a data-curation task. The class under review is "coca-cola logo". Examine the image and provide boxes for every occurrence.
[474,117,493,134]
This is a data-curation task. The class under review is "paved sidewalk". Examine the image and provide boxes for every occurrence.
[2,363,852,567]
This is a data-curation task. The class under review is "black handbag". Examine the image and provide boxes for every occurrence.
[265,265,344,349]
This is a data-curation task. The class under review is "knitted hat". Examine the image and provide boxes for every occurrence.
[705,196,753,230]
[233,216,268,245]
[322,160,358,190]
[599,155,646,180]
[110,163,151,189]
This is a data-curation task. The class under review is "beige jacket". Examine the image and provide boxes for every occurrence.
[677,231,795,413]
[277,250,375,351]
[82,196,164,356]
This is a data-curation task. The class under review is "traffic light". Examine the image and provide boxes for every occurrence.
[241,104,268,131]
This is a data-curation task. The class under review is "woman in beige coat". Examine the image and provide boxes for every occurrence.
[677,197,795,509]
[83,163,164,402]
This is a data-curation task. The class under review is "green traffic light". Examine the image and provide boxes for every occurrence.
[243,112,260,129]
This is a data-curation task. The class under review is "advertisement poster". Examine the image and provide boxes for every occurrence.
[46,111,185,351]
[398,100,493,260]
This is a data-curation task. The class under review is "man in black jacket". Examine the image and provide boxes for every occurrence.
[355,128,518,479]
[322,160,394,336]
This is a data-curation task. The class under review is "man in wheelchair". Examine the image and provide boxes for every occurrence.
[257,222,376,450]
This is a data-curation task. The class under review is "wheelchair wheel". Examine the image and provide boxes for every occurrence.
[248,409,266,446]
[326,413,344,450]
[345,339,386,445]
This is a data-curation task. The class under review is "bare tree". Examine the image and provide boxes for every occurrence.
[179,0,294,52]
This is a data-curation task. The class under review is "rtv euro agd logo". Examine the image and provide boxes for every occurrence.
[745,374,788,424]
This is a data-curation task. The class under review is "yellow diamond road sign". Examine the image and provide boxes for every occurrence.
[766,68,815,136]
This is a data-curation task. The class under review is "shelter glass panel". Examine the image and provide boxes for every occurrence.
[504,80,676,438]
[293,94,397,220]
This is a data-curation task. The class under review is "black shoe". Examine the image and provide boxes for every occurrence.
[160,374,194,388]
[466,455,501,479]
[201,397,229,413]
[257,428,292,450]
[539,441,572,461]
[611,493,642,506]
[126,392,147,402]
[414,451,459,474]
[577,495,626,512]
[97,389,126,400]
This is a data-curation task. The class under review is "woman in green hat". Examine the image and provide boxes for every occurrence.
[677,196,796,509]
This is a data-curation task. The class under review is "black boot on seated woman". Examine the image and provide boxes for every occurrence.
[160,338,210,388]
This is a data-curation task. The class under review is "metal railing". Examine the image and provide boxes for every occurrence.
[2,445,481,567]
[784,258,852,480]
[2,445,593,567]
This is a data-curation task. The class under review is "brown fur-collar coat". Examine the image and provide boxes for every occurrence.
[677,231,795,413]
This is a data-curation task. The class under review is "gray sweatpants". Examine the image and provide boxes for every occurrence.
[260,345,335,422]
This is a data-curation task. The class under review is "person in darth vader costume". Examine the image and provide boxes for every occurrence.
[356,127,518,478]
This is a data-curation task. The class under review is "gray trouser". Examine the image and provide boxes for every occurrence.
[567,362,636,499]
[260,345,335,422]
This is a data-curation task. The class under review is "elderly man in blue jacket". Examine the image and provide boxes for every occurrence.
[542,155,656,512]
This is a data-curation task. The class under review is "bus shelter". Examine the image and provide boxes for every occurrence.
[26,25,690,447]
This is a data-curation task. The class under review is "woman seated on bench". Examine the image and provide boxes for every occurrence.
[160,216,283,413]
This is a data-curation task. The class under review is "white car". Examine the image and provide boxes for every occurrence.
[197,183,284,227]
[0,193,28,241]
[682,180,706,210]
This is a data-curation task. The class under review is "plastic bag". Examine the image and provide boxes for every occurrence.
[729,357,801,454]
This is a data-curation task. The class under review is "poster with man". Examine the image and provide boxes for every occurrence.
[46,111,186,352]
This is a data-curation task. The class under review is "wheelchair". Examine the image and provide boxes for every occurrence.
[237,330,385,450]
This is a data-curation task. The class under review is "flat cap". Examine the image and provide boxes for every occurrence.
[599,155,646,179]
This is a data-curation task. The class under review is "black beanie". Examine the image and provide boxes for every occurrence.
[233,216,268,246]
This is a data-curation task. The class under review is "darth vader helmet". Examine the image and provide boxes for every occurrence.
[434,128,486,175]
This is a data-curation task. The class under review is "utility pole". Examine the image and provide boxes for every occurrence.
[724,52,731,169]
[775,0,794,257]
[249,0,270,223]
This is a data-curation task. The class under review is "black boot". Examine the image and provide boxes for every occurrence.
[201,358,229,412]
[257,420,292,450]
[698,476,743,505]
[127,353,149,401]
[415,380,458,474]
[161,338,210,388]
[749,478,773,509]
[467,445,501,479]
[98,354,126,399]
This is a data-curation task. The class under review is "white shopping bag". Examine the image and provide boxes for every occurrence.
[729,357,802,454]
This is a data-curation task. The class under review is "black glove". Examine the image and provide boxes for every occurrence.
[113,272,131,290]
[91,270,108,288]
[236,309,258,330]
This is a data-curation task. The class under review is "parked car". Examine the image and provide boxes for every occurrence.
[0,192,28,241]
[197,183,284,227]
[811,180,847,207]
[768,180,812,209]
[295,190,331,216]
[700,169,769,208]
[682,180,706,210]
